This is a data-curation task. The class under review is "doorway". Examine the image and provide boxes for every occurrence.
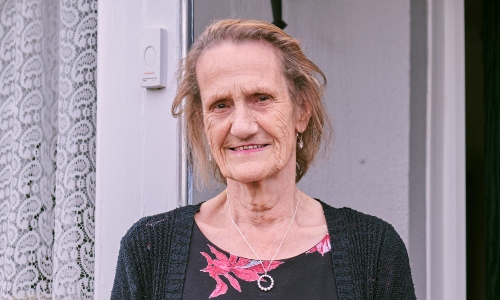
[465,0,486,298]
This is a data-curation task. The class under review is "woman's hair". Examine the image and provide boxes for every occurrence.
[172,19,331,187]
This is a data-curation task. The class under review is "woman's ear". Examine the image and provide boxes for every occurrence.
[295,93,312,133]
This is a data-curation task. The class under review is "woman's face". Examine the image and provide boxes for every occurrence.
[196,41,309,183]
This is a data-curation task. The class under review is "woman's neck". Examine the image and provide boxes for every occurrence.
[225,177,298,228]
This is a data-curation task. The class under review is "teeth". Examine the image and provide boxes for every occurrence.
[235,145,263,151]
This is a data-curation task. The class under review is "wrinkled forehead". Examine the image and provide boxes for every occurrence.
[196,40,284,75]
[196,41,288,98]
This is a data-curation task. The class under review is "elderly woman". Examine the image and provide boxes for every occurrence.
[112,19,416,299]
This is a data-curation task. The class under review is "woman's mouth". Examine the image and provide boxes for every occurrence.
[230,144,267,151]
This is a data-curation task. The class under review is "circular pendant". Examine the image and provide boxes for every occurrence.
[257,274,274,291]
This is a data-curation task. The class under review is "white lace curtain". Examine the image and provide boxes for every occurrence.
[0,0,97,298]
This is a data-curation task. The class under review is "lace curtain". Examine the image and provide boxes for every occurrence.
[0,0,97,298]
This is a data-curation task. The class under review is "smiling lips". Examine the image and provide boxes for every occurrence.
[231,144,267,151]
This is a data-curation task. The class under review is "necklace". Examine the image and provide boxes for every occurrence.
[226,188,299,292]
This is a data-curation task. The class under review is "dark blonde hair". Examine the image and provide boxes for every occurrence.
[172,19,331,187]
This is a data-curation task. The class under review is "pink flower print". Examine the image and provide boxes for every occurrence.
[200,244,283,298]
[306,234,331,256]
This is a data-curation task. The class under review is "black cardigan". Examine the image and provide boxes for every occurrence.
[111,200,416,299]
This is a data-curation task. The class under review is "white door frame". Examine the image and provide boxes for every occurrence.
[426,0,466,299]
[95,0,185,298]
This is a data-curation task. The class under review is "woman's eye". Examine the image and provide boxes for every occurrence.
[258,95,271,102]
[211,102,228,111]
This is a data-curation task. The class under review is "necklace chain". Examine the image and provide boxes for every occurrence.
[226,188,299,290]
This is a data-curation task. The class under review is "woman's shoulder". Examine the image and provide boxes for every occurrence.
[318,199,415,298]
[112,204,202,299]
[120,203,201,245]
[318,199,404,247]
[340,207,398,234]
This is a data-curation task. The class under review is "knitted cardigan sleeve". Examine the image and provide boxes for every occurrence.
[111,216,155,299]
[337,207,416,299]
[111,205,198,300]
[373,217,415,299]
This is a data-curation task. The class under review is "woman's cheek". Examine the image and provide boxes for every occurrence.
[274,112,294,143]
[204,116,227,156]
[204,115,217,139]
[267,131,289,168]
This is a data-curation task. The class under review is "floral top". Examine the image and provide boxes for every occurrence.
[182,223,338,299]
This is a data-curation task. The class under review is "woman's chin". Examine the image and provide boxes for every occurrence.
[226,174,267,184]
[221,159,294,184]
[223,168,277,184]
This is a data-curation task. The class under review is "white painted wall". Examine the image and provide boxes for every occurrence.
[194,0,411,244]
[193,0,411,252]
[95,0,182,298]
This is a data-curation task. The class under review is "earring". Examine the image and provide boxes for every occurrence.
[297,133,304,149]
[208,153,212,162]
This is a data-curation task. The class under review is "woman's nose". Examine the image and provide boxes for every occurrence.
[230,104,258,139]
